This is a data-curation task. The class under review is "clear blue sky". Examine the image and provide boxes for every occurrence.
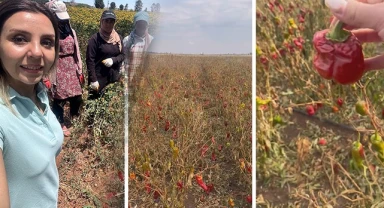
[72,0,252,54]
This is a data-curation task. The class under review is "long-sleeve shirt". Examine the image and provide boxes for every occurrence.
[86,32,125,91]
[122,33,154,70]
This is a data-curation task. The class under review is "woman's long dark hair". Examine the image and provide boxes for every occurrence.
[0,0,60,112]
[58,19,73,39]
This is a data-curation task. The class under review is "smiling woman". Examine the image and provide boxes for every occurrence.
[0,0,64,207]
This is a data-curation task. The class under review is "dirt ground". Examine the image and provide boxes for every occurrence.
[257,109,360,207]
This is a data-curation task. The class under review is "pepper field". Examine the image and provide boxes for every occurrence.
[55,5,252,208]
[257,1,384,207]
[128,54,252,207]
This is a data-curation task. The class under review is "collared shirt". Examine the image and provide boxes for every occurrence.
[0,82,63,208]
[122,33,154,70]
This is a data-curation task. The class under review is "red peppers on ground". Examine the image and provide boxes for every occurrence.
[313,20,365,85]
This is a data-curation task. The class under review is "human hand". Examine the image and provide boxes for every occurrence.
[325,0,384,71]
[90,81,99,91]
[102,58,113,67]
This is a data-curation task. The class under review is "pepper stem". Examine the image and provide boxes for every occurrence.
[325,19,350,42]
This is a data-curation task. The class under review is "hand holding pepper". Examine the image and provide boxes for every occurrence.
[313,20,365,84]
[325,0,384,72]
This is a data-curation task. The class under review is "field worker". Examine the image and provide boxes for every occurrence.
[0,0,64,206]
[45,0,84,137]
[86,10,125,99]
[123,11,154,83]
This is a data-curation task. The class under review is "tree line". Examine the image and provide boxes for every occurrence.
[19,0,161,12]
[96,0,160,12]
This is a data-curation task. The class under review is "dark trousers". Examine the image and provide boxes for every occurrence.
[52,95,83,124]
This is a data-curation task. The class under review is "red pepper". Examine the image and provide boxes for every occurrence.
[195,175,208,192]
[313,20,365,85]
[118,170,124,182]
[43,78,51,89]
[145,183,151,193]
[164,120,170,131]
[306,105,315,116]
[337,98,343,107]
[78,74,84,85]
[246,195,252,203]
[153,190,160,199]
[177,181,183,190]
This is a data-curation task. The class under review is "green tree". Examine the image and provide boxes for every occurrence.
[134,0,142,12]
[119,4,124,10]
[94,0,104,8]
[124,3,128,10]
[109,1,116,10]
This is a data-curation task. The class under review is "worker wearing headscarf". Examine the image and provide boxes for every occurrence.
[122,11,154,83]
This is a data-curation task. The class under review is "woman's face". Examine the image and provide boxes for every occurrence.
[135,20,148,37]
[101,18,115,33]
[0,11,56,88]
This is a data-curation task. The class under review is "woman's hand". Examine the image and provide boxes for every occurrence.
[326,0,384,71]
[90,81,99,91]
[102,58,113,67]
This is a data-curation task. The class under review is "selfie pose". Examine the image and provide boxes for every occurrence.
[0,0,63,207]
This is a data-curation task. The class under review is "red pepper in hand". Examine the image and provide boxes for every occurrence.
[313,20,365,85]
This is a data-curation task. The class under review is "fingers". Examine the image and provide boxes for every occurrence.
[330,16,359,30]
[364,54,384,71]
[329,0,384,28]
[360,0,384,3]
[326,0,384,72]
[351,29,383,42]
[325,0,384,35]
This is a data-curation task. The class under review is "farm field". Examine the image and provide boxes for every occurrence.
[46,5,251,207]
[257,0,384,207]
[128,54,252,207]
